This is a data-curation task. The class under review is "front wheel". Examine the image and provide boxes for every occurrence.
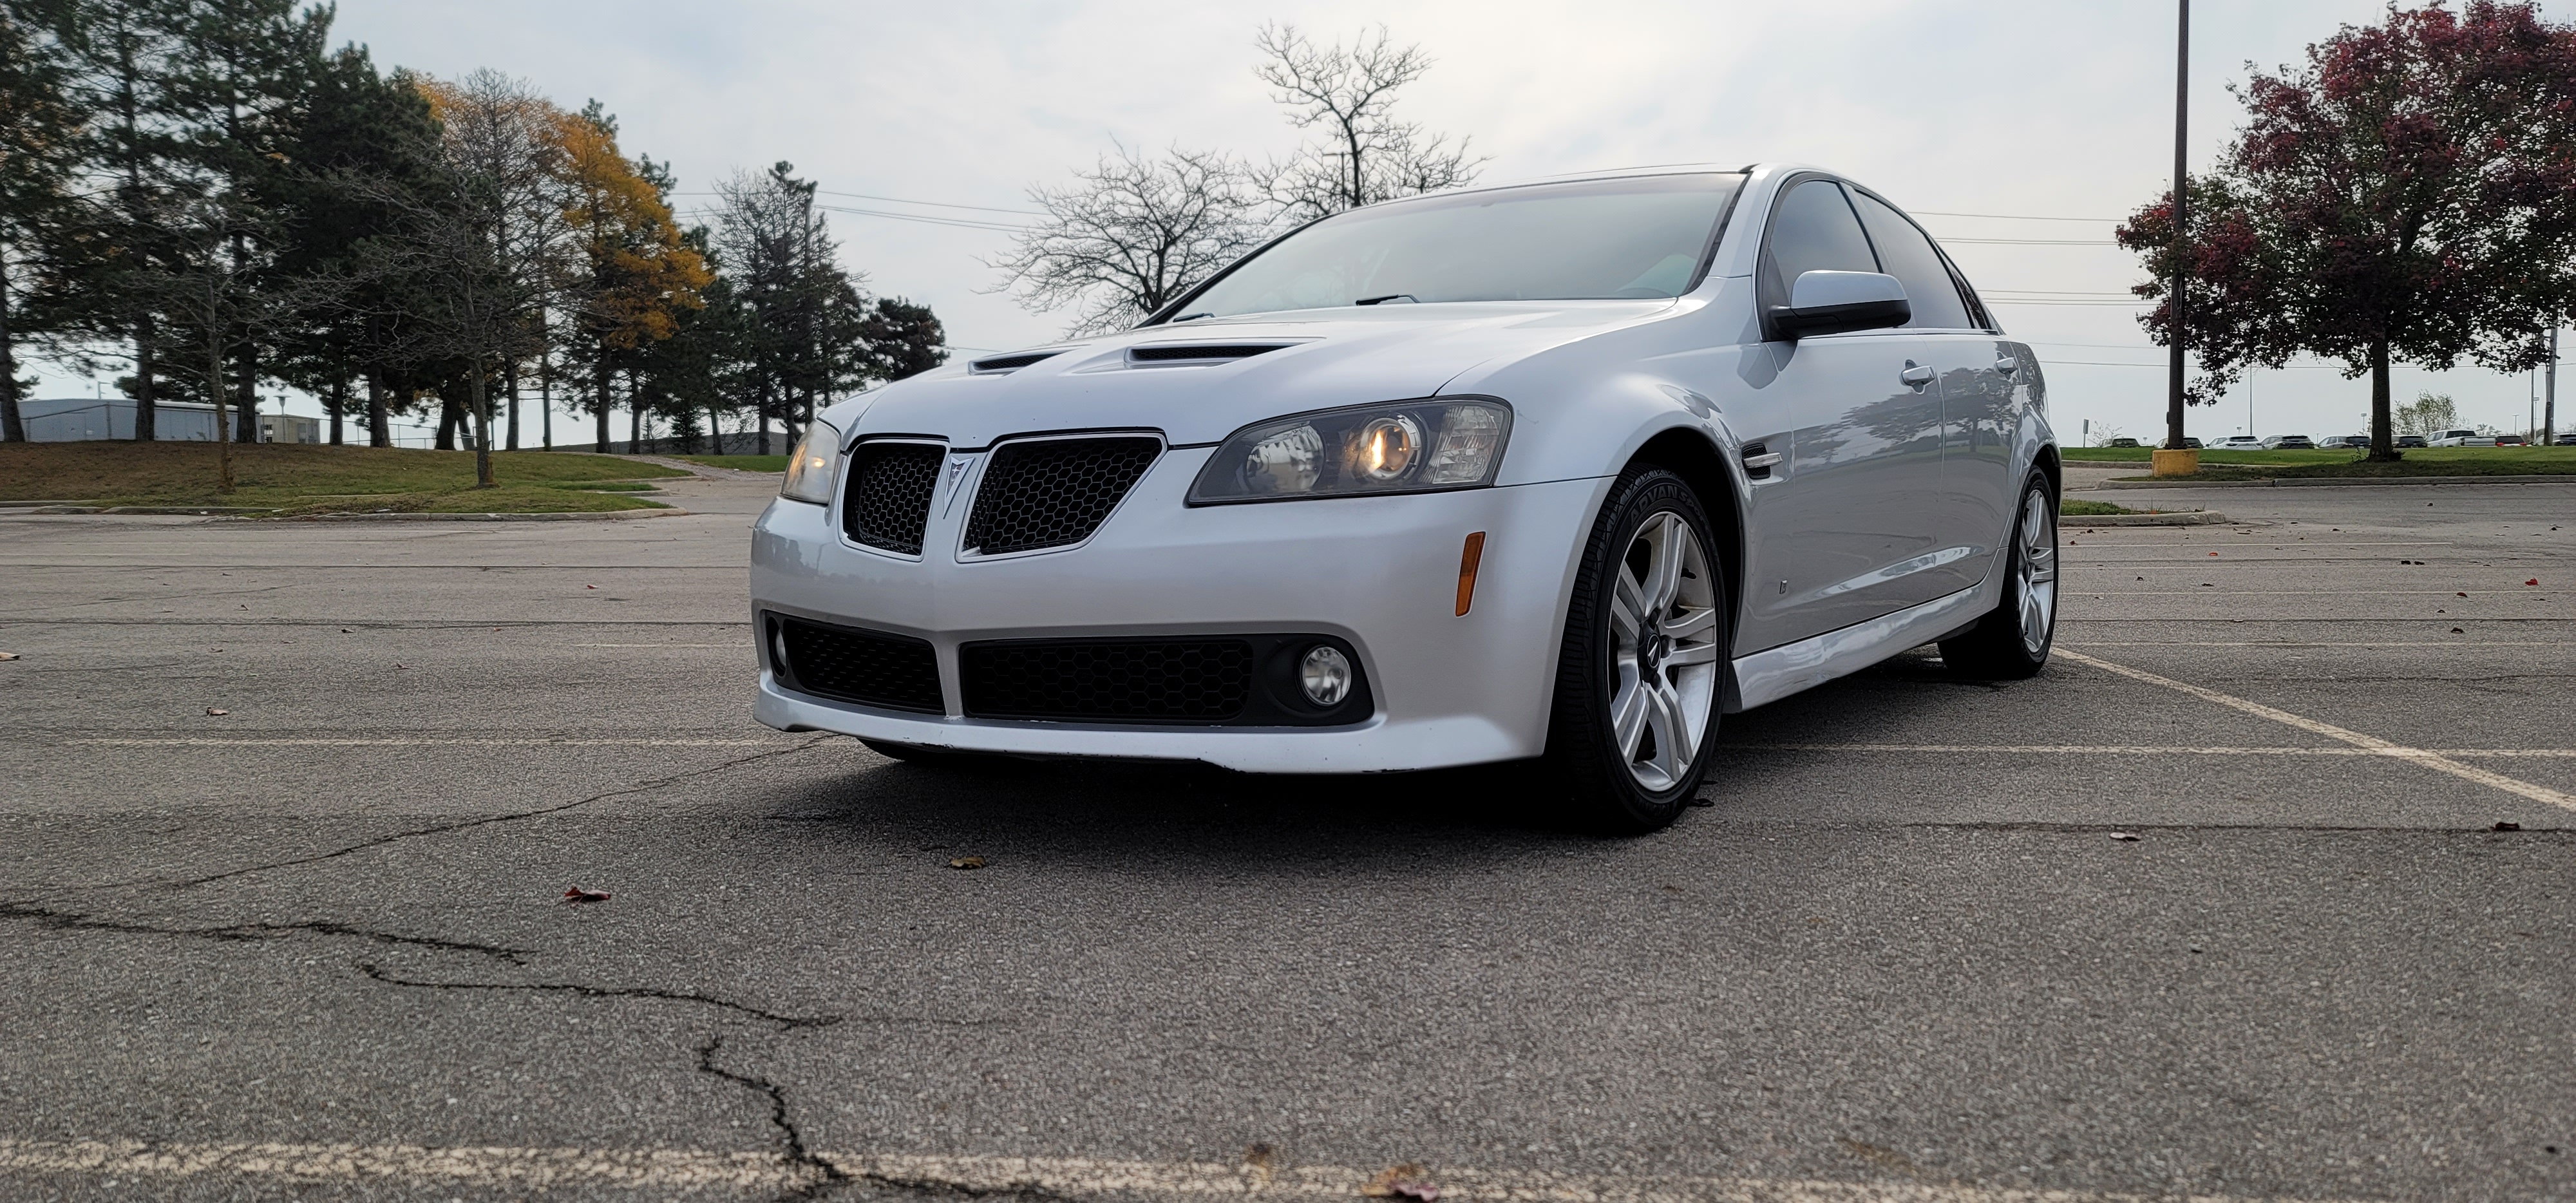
[1542,468,1728,834]
[1940,471,2058,679]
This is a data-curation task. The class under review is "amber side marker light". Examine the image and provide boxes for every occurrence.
[1455,531,1487,616]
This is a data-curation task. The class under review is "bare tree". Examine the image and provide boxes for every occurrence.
[416,70,562,454]
[147,191,341,491]
[987,144,1262,336]
[1253,23,1485,222]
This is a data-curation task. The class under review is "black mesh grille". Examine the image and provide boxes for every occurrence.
[772,615,943,714]
[842,442,943,554]
[961,639,1255,722]
[963,437,1160,555]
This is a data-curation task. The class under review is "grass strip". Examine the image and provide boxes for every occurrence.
[0,442,686,512]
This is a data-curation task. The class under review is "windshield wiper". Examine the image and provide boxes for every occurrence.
[1353,294,1417,306]
[1168,312,1215,323]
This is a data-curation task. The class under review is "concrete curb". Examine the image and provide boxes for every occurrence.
[2063,511,2239,526]
[2088,474,2576,489]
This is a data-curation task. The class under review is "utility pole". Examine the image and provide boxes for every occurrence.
[2548,323,2559,446]
[2157,0,2194,473]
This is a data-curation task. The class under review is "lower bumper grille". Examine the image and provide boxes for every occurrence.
[962,638,1253,721]
[958,634,1370,726]
[768,614,943,714]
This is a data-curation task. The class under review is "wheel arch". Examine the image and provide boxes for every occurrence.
[1625,426,1748,710]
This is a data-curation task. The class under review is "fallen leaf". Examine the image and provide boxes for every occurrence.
[562,886,612,904]
[395,663,410,670]
[2493,821,2523,832]
[585,584,596,589]
[1363,1165,1439,1201]
[2208,551,2219,556]
[0,652,19,661]
[2451,627,2466,634]
[2108,832,2143,842]
[2458,592,2468,598]
[204,707,229,716]
[1243,1144,1276,1186]
[949,856,986,870]
[339,628,353,633]
[2527,579,2541,586]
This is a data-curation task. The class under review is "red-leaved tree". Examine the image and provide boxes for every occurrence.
[2119,1,2576,459]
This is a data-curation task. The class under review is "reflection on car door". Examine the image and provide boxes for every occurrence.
[1731,179,1955,655]
[1848,188,2014,580]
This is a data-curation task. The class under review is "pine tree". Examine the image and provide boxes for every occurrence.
[0,0,87,442]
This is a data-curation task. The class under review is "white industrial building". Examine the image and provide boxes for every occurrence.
[17,397,317,444]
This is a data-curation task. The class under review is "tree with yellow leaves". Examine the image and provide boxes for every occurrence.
[553,100,708,453]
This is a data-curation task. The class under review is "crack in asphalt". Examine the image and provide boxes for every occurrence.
[692,1033,1074,1203]
[0,902,535,964]
[695,1035,850,1200]
[356,963,846,1030]
[151,737,830,891]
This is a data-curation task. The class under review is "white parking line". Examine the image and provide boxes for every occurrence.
[2053,648,2575,812]
[1725,744,2576,757]
[0,1137,2375,1203]
[68,738,785,747]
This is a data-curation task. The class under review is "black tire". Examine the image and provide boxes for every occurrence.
[1542,466,1729,835]
[1940,469,2059,679]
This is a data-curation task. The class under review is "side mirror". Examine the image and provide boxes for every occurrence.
[1770,270,1911,339]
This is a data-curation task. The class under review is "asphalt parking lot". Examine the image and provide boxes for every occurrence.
[1,468,2570,1203]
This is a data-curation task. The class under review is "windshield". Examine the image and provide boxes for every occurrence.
[1172,173,1745,320]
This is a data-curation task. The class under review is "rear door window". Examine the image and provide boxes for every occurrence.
[1849,191,1976,330]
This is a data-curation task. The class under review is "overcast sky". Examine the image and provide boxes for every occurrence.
[36,0,2572,442]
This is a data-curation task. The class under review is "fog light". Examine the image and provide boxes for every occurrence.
[1298,645,1352,706]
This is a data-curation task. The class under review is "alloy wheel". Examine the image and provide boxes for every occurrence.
[2015,488,2059,656]
[1607,511,1721,792]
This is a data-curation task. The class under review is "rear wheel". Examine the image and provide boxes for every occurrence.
[1940,471,2058,679]
[1542,468,1728,834]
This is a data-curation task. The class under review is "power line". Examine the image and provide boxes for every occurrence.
[816,204,1030,233]
[1913,209,2121,223]
[672,187,1042,216]
[817,189,1043,216]
[1947,240,2112,250]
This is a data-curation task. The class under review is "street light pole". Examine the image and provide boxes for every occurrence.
[2157,0,2195,475]
[2548,323,2559,446]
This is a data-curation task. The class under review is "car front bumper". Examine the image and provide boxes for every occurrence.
[749,448,1609,773]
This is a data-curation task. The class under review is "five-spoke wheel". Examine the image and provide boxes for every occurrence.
[1546,467,1728,833]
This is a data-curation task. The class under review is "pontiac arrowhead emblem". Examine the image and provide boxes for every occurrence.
[947,457,969,487]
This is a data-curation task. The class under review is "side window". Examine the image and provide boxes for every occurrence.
[1849,191,1975,330]
[1761,180,1879,306]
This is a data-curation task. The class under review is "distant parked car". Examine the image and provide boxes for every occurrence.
[2429,428,2495,447]
[2181,437,2202,448]
[2396,433,2429,448]
[2259,434,2315,450]
[2319,434,2370,449]
[2495,433,2527,446]
[2211,435,2264,451]
[2105,436,2141,448]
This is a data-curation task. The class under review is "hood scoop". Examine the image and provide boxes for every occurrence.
[1125,342,1298,367]
[969,348,1075,375]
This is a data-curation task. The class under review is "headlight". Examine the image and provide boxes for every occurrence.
[1188,400,1510,504]
[779,420,841,505]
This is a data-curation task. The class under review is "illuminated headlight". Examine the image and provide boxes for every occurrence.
[779,419,841,505]
[1188,400,1510,504]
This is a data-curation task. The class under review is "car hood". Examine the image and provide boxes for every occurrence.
[824,301,1679,448]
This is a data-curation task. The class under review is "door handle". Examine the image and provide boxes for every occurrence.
[1899,362,1935,388]
[1994,354,2021,374]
